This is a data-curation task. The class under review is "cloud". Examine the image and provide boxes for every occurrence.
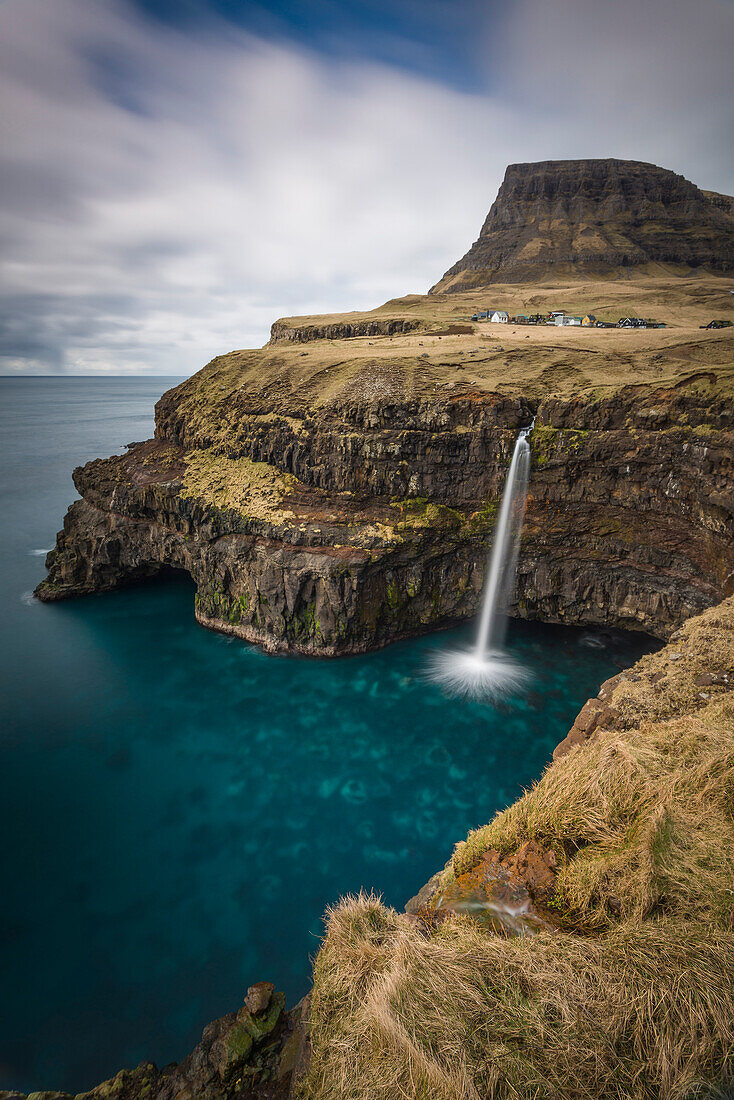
[0,0,732,375]
[493,0,734,191]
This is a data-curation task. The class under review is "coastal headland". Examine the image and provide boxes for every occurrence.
[24,159,734,1099]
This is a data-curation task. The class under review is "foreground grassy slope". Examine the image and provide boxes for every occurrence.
[302,598,734,1100]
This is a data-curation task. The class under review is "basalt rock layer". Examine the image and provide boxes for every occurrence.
[270,317,420,343]
[37,367,734,651]
[430,159,734,292]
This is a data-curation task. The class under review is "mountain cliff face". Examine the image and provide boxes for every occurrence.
[430,159,734,292]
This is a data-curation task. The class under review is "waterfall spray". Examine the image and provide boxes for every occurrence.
[428,421,534,699]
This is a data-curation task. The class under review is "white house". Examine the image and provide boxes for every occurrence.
[490,310,509,323]
[551,311,565,325]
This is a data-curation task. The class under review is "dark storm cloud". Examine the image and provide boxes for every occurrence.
[0,0,732,375]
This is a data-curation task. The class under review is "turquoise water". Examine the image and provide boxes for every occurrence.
[0,379,658,1095]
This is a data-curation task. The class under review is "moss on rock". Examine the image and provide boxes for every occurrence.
[181,448,298,522]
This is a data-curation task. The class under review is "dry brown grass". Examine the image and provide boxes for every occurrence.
[455,697,734,931]
[305,900,733,1100]
[159,274,734,437]
[301,599,734,1099]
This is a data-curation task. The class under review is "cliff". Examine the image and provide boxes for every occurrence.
[27,168,734,1098]
[430,159,734,292]
[37,316,734,652]
[269,317,421,343]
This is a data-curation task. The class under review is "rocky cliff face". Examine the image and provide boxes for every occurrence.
[430,160,734,292]
[33,159,734,652]
[37,374,734,652]
[270,317,420,343]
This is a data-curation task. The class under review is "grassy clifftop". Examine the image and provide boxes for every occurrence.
[302,598,734,1099]
[156,276,734,444]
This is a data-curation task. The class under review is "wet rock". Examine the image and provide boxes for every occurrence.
[503,840,558,901]
[244,982,275,1016]
[211,1020,254,1084]
[421,848,557,936]
[277,994,311,1092]
[404,871,444,915]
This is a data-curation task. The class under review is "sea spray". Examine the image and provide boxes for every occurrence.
[429,423,533,699]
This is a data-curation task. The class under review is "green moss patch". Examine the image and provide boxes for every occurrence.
[181,448,298,522]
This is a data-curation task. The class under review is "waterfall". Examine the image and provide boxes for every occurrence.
[428,421,534,699]
[475,427,532,658]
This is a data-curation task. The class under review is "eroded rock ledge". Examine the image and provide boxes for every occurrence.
[36,374,734,651]
[270,318,421,343]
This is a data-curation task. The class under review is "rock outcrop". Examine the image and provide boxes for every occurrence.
[270,317,420,343]
[0,984,311,1100]
[37,375,734,651]
[430,159,734,292]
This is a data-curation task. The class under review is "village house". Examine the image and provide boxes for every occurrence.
[490,310,509,323]
[582,314,597,326]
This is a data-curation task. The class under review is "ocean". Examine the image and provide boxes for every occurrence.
[0,377,657,1094]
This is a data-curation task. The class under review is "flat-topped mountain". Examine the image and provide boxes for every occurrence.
[430,159,734,292]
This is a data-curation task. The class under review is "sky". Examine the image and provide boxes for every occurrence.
[1,0,733,375]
